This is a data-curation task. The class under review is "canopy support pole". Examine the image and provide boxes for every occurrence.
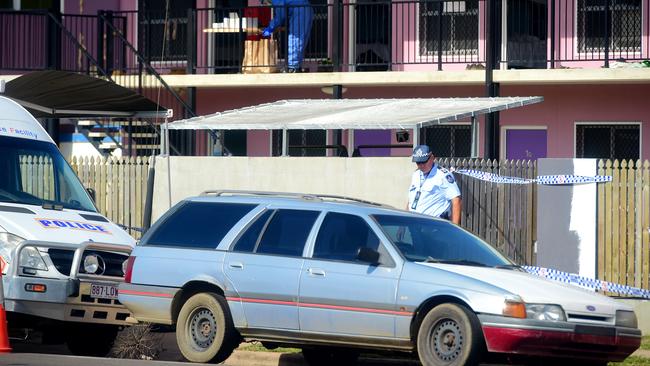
[412,126,420,148]
[471,116,479,158]
[282,129,288,156]
[164,117,172,210]
[347,129,354,157]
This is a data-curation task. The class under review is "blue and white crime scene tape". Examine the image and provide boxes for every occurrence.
[523,266,650,299]
[453,169,612,185]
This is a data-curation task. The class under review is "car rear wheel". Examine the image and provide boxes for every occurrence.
[176,292,240,363]
[416,303,483,366]
[301,347,360,366]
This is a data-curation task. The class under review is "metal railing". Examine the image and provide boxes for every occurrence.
[3,1,650,79]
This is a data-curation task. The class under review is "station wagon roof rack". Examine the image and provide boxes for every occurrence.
[200,190,390,207]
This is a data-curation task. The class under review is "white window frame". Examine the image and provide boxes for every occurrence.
[574,0,644,55]
[573,121,642,159]
[417,0,480,58]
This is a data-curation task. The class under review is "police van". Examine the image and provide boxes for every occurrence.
[0,96,133,356]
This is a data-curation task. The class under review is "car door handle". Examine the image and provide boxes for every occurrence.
[308,268,325,276]
[228,262,244,269]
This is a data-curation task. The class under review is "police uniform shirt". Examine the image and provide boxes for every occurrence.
[408,164,460,217]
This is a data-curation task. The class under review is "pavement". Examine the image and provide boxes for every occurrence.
[8,331,650,365]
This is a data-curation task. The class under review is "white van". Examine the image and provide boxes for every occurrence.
[0,96,134,356]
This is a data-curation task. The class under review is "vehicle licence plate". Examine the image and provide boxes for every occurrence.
[90,283,119,300]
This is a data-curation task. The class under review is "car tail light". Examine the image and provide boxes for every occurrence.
[124,256,136,283]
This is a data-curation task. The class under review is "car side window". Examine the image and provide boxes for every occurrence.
[313,212,385,263]
[232,210,274,252]
[144,202,257,249]
[255,209,319,257]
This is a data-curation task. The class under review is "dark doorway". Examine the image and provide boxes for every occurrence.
[507,0,547,69]
[224,130,247,156]
[355,0,390,71]
[139,0,196,63]
[211,0,248,73]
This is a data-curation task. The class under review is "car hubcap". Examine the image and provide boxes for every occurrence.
[189,308,217,350]
[432,319,463,362]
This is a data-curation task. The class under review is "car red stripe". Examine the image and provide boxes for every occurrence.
[120,289,173,298]
[226,296,412,316]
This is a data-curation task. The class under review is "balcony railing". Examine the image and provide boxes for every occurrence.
[1,0,650,76]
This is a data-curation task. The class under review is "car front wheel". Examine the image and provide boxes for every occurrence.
[416,303,483,366]
[176,292,240,363]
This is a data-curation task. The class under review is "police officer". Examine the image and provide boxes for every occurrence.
[407,145,462,224]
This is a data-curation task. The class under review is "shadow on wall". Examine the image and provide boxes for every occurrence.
[536,160,580,273]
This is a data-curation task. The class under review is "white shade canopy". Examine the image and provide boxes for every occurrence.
[166,97,543,131]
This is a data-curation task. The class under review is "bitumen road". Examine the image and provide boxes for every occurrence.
[1,332,421,366]
[2,332,648,366]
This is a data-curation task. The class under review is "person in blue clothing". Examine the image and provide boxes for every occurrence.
[407,145,462,225]
[260,0,313,72]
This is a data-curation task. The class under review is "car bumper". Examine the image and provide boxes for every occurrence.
[478,314,642,362]
[118,283,179,325]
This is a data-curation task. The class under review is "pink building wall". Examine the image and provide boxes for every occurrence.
[195,83,650,160]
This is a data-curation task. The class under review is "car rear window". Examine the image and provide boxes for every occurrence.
[143,202,257,249]
[256,209,319,256]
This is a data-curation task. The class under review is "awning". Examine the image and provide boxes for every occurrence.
[166,97,543,130]
[0,70,170,119]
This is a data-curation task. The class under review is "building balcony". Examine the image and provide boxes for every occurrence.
[1,0,650,87]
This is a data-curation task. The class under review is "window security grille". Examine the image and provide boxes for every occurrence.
[422,125,471,158]
[577,0,641,53]
[419,0,479,56]
[575,124,640,160]
[272,130,327,156]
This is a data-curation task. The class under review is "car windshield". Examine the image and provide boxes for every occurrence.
[372,214,513,267]
[0,135,97,212]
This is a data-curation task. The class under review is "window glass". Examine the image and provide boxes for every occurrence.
[232,210,274,252]
[419,0,479,56]
[0,136,95,212]
[313,212,383,262]
[577,0,641,52]
[145,202,256,248]
[256,209,319,256]
[423,125,471,158]
[373,214,511,267]
[575,124,639,160]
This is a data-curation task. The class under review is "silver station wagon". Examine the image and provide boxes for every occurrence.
[119,191,641,366]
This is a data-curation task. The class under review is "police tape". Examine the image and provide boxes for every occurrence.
[452,169,612,185]
[522,265,650,299]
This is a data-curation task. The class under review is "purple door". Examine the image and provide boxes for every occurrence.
[505,129,547,160]
[354,130,391,156]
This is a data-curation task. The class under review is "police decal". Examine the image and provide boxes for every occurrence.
[35,218,112,234]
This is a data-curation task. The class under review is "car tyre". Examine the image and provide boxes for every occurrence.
[416,303,483,366]
[302,347,360,366]
[65,323,118,357]
[176,292,240,363]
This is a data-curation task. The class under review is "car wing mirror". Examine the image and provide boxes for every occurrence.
[356,247,381,265]
[86,187,96,203]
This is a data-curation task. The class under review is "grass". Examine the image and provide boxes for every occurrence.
[611,356,650,366]
[641,336,650,351]
[237,341,301,354]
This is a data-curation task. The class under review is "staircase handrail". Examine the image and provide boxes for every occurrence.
[98,10,196,119]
